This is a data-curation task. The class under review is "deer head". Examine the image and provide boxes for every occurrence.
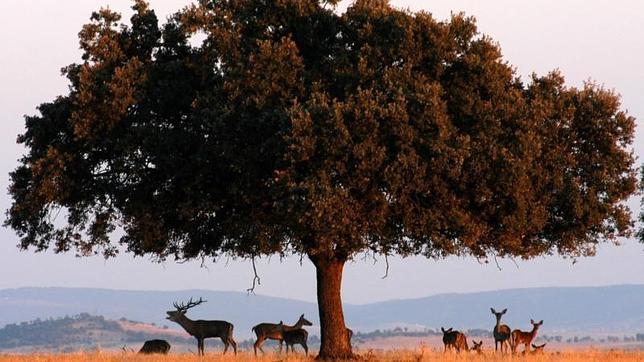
[166,297,206,321]
[530,319,544,329]
[297,314,313,327]
[491,308,507,320]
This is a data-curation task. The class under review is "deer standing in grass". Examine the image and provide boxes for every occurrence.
[441,327,468,352]
[138,339,170,354]
[252,314,312,356]
[510,319,543,353]
[491,307,511,353]
[166,297,237,355]
[281,326,310,356]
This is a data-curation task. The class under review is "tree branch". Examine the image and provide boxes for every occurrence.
[381,253,390,279]
[247,257,261,294]
[493,253,502,271]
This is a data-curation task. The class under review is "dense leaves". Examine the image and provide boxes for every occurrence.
[6,0,637,358]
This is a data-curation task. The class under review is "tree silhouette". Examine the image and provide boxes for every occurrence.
[6,0,637,359]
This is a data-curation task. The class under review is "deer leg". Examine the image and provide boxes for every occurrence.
[253,337,260,356]
[278,339,284,354]
[254,336,265,355]
[229,336,237,355]
[303,341,308,356]
[221,337,228,354]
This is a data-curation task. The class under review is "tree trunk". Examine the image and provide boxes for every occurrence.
[310,254,354,360]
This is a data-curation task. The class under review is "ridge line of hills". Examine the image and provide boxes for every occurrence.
[0,284,642,337]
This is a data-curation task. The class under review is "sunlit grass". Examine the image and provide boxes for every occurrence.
[0,350,642,361]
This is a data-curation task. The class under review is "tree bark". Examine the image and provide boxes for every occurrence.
[310,254,354,360]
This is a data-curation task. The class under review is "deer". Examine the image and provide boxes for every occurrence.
[491,307,511,353]
[441,327,468,353]
[138,339,171,354]
[529,343,546,354]
[281,324,310,356]
[252,314,312,356]
[510,319,543,353]
[166,297,237,355]
[471,340,483,354]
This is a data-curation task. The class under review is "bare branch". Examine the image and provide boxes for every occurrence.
[247,257,261,294]
[199,255,210,271]
[508,256,520,269]
[493,253,502,271]
[381,253,390,279]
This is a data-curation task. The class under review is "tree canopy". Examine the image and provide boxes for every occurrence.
[6,0,637,358]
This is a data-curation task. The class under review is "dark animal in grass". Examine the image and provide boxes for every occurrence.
[491,307,511,353]
[441,327,469,352]
[166,297,237,355]
[282,327,310,356]
[138,339,170,354]
[252,314,312,356]
[472,340,483,354]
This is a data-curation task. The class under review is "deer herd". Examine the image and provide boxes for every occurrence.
[440,308,546,355]
[138,298,546,356]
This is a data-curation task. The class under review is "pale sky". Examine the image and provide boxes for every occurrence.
[0,0,642,305]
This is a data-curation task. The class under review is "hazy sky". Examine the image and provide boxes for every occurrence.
[0,0,643,305]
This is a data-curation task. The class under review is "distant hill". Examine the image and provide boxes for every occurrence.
[0,285,642,337]
[0,313,191,352]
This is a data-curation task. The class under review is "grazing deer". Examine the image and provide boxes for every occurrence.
[491,307,511,353]
[138,339,170,354]
[510,319,543,353]
[530,343,546,355]
[282,326,310,356]
[166,297,237,355]
[441,327,468,352]
[252,314,312,356]
[471,340,483,354]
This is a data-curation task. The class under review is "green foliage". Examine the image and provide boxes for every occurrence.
[7,0,636,263]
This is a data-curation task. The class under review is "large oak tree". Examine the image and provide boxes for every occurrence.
[6,0,637,358]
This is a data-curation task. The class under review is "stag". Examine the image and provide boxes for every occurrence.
[510,319,543,353]
[252,314,312,355]
[138,339,170,354]
[166,297,237,355]
[441,327,468,353]
[491,307,511,353]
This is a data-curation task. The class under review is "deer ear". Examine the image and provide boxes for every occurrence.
[490,307,496,314]
[532,344,537,348]
[531,319,535,324]
[300,314,304,319]
[441,327,445,333]
[539,320,543,325]
[502,308,507,314]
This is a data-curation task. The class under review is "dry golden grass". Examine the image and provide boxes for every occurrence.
[0,350,642,362]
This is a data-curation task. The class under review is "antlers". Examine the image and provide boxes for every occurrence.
[173,297,207,312]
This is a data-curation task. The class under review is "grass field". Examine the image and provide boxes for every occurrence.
[0,350,642,362]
